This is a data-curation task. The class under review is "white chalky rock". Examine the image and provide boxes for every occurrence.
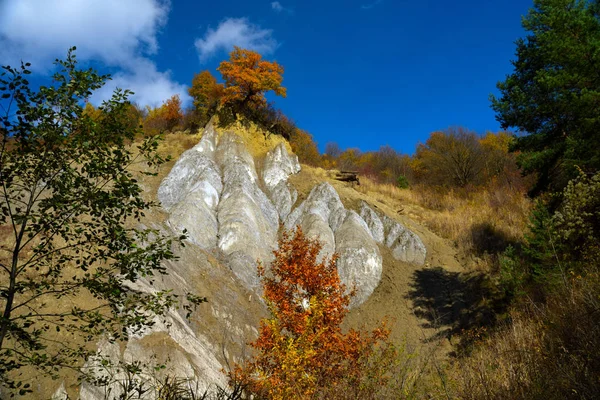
[383,216,427,265]
[359,201,385,244]
[335,211,383,307]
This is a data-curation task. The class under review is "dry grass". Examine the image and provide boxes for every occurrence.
[447,271,600,399]
[157,130,203,160]
[214,119,290,159]
[356,177,531,271]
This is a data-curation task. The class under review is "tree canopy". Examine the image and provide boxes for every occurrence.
[232,228,393,399]
[0,49,203,394]
[491,0,600,194]
[187,70,224,127]
[218,47,286,115]
[414,127,486,187]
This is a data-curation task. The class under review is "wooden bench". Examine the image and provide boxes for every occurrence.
[334,170,360,185]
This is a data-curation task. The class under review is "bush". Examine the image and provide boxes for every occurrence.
[289,129,321,166]
[231,228,401,399]
[397,174,409,189]
[143,95,183,135]
[501,172,600,297]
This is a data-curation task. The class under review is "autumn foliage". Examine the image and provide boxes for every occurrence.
[187,70,224,128]
[231,227,392,400]
[218,46,286,114]
[143,94,183,135]
[289,129,321,166]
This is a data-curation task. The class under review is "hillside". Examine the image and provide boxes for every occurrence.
[16,120,468,399]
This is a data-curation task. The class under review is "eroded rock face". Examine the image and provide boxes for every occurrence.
[216,132,279,289]
[262,143,301,221]
[158,128,281,291]
[335,211,383,307]
[80,308,225,400]
[359,201,385,244]
[383,215,427,265]
[286,184,382,307]
[78,244,262,399]
[158,125,220,212]
[285,182,346,260]
[262,143,301,189]
[158,125,222,249]
[360,202,427,265]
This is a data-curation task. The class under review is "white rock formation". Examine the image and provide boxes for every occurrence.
[285,182,347,259]
[286,183,382,307]
[51,383,68,400]
[158,127,282,291]
[359,201,385,243]
[158,124,222,249]
[383,215,427,265]
[262,143,301,189]
[360,201,427,265]
[216,132,279,289]
[335,211,383,307]
[158,125,220,211]
[262,143,301,220]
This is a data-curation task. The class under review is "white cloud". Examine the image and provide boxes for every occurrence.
[195,18,278,62]
[0,0,187,107]
[93,58,190,108]
[361,0,384,10]
[271,2,284,12]
[271,2,293,15]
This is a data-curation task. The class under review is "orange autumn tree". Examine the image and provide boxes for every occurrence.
[217,47,286,118]
[143,94,183,135]
[162,94,183,130]
[231,227,393,400]
[188,70,224,126]
[289,129,321,167]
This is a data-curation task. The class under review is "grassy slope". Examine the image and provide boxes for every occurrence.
[10,124,532,398]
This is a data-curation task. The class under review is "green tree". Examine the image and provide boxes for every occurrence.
[0,49,204,394]
[491,0,600,194]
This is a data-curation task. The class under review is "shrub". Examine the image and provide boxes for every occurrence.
[289,129,321,167]
[231,228,398,400]
[397,174,409,189]
[143,95,183,135]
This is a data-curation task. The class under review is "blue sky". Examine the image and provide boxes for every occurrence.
[0,0,532,154]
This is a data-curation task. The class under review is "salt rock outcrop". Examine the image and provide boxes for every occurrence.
[359,202,427,265]
[335,211,383,307]
[359,201,385,244]
[158,125,220,211]
[286,183,382,307]
[383,215,427,264]
[158,126,283,291]
[216,132,279,289]
[262,143,300,220]
[158,125,221,249]
[285,182,347,259]
[76,242,263,400]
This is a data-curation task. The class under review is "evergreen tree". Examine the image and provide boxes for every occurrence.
[491,0,600,194]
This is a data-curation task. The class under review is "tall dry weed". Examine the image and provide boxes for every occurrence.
[357,177,531,271]
[448,270,600,399]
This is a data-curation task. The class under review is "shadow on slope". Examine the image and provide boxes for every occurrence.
[407,267,508,354]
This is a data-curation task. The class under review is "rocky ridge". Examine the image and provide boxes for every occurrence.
[58,124,428,398]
